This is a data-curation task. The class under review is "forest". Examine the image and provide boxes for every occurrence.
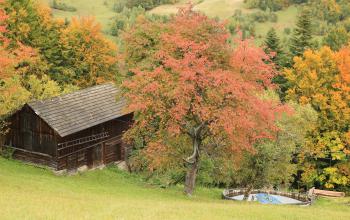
[0,0,349,202]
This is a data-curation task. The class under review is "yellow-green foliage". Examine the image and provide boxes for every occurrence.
[285,46,350,189]
[0,76,31,116]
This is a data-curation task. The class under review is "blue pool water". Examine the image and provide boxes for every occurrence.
[231,193,303,205]
[255,193,281,204]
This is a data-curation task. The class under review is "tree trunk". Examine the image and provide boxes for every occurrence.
[243,185,254,201]
[0,134,5,152]
[184,158,199,196]
[184,124,203,196]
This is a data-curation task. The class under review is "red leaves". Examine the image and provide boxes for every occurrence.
[231,32,276,88]
[123,6,285,166]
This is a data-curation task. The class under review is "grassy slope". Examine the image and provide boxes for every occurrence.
[0,158,349,220]
[40,0,297,39]
[255,5,298,37]
[39,0,118,35]
[150,0,249,19]
[150,0,298,38]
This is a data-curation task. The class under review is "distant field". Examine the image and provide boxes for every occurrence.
[150,0,298,39]
[40,0,118,35]
[255,5,298,38]
[1,158,350,220]
[150,0,248,19]
[39,0,298,41]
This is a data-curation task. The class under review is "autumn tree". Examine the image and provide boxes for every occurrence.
[122,7,285,195]
[285,46,350,189]
[59,17,118,87]
[323,26,349,51]
[4,0,119,87]
[232,97,318,199]
[308,0,341,24]
[0,1,77,148]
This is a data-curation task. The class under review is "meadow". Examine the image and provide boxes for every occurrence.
[40,0,119,35]
[40,0,298,39]
[0,158,349,220]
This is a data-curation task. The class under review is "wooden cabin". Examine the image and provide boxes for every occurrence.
[4,84,132,171]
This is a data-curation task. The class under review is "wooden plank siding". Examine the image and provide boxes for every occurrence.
[56,114,131,170]
[5,109,132,171]
[5,105,58,157]
[4,84,133,171]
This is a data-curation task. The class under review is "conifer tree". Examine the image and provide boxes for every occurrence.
[264,28,289,100]
[264,28,285,67]
[289,9,313,58]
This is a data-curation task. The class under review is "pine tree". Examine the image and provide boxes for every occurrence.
[289,9,313,58]
[264,28,284,67]
[264,28,288,100]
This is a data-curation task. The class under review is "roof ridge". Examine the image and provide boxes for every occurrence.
[28,83,116,106]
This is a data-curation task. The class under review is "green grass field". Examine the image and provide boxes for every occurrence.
[150,0,248,19]
[40,0,118,35]
[0,158,349,220]
[40,0,297,40]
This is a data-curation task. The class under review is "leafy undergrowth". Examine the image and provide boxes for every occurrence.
[0,158,349,220]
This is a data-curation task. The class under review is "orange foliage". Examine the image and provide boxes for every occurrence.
[0,1,36,80]
[335,46,350,85]
[60,17,118,87]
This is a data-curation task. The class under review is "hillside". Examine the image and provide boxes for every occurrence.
[0,158,349,220]
[150,0,248,19]
[40,0,119,35]
[40,0,297,39]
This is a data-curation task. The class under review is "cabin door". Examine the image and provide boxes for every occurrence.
[87,144,103,168]
[20,112,32,150]
[67,154,77,171]
[104,140,122,164]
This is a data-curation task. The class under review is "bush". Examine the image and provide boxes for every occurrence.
[113,0,126,13]
[284,27,291,35]
[249,11,277,23]
[126,0,179,10]
[244,0,290,12]
[51,0,77,12]
[269,13,278,22]
[0,146,15,159]
[342,18,350,32]
[110,6,146,37]
[250,11,269,23]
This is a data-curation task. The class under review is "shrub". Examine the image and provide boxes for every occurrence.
[113,0,126,13]
[249,11,277,23]
[51,0,77,12]
[126,0,179,10]
[284,27,291,35]
[342,18,350,32]
[0,146,15,159]
[269,13,278,22]
[250,11,269,23]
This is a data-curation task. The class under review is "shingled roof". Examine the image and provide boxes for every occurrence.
[27,83,129,137]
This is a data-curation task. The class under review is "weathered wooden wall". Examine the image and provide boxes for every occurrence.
[5,106,58,156]
[56,114,132,170]
[5,106,132,171]
[4,106,59,167]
